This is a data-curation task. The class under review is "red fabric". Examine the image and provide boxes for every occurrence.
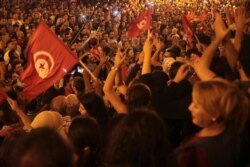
[21,22,78,101]
[0,89,7,105]
[182,15,194,48]
[186,11,195,21]
[128,8,153,38]
[180,136,210,167]
[197,12,207,22]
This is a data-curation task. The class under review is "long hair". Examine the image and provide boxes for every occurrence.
[193,79,249,132]
[105,108,174,167]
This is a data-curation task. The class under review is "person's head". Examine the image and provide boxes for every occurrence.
[0,129,26,167]
[126,83,152,112]
[50,96,67,116]
[10,128,73,167]
[105,108,173,167]
[189,79,249,132]
[169,61,184,79]
[195,33,211,53]
[30,111,65,140]
[68,116,101,153]
[65,94,80,117]
[126,48,135,60]
[78,92,108,127]
[72,76,85,95]
[12,60,23,74]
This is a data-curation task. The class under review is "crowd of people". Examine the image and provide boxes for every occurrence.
[0,0,250,166]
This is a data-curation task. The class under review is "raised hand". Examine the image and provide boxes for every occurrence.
[235,6,250,30]
[214,12,231,41]
[7,97,20,113]
[154,38,165,51]
[114,48,126,68]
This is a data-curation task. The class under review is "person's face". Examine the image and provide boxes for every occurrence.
[100,39,107,47]
[15,64,23,73]
[188,92,214,128]
[109,32,115,39]
[128,49,134,58]
[8,40,17,49]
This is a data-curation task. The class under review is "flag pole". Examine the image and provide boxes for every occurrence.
[69,2,103,46]
[79,60,98,81]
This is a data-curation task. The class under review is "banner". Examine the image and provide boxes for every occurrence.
[128,8,153,38]
[21,22,78,101]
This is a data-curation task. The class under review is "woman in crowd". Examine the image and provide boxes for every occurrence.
[176,79,249,167]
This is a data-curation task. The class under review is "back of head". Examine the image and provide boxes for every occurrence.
[69,116,101,151]
[73,76,85,95]
[10,128,73,167]
[31,111,64,131]
[50,96,67,116]
[68,116,101,167]
[0,129,26,167]
[78,92,108,127]
[193,79,249,132]
[169,61,184,79]
[210,56,235,81]
[105,108,173,167]
[197,33,211,46]
[127,83,152,112]
[65,94,80,117]
[167,46,181,59]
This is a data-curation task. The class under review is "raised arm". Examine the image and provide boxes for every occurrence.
[193,12,231,81]
[103,49,127,114]
[151,37,164,67]
[7,97,32,131]
[234,6,250,52]
[93,49,107,78]
[141,36,153,75]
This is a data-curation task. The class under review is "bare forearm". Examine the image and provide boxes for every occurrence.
[201,38,221,68]
[16,108,32,131]
[151,50,161,67]
[142,50,152,74]
[224,39,238,71]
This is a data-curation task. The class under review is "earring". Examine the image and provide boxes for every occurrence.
[212,117,217,122]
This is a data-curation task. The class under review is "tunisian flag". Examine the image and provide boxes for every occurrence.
[182,15,194,48]
[128,8,153,38]
[21,22,78,101]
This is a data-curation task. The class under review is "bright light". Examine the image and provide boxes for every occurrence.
[112,9,120,16]
[80,14,86,19]
[147,2,155,7]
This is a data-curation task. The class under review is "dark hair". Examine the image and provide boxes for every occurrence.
[10,128,73,167]
[73,76,85,94]
[127,83,152,112]
[0,129,26,167]
[196,33,211,46]
[1,100,19,125]
[167,46,181,58]
[78,92,109,129]
[169,61,184,79]
[68,116,101,167]
[105,108,174,167]
[210,56,235,81]
[238,35,250,77]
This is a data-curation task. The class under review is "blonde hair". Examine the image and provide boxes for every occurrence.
[193,79,249,132]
